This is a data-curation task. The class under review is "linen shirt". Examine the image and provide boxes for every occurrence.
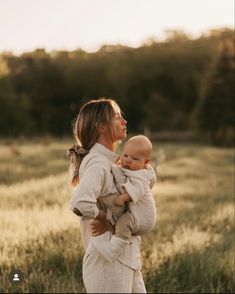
[70,143,142,270]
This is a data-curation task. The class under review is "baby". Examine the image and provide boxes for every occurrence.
[91,135,157,261]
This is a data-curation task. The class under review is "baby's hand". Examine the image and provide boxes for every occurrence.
[114,192,132,206]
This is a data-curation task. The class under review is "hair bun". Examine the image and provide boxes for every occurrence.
[67,144,89,159]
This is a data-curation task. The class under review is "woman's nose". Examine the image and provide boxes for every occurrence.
[121,118,127,125]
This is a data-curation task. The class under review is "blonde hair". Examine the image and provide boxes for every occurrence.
[68,98,120,186]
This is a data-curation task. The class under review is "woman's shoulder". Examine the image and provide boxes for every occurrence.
[81,152,110,170]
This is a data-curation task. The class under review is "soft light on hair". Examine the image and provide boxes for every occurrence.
[68,97,120,186]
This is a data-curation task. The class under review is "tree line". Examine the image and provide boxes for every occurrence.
[0,28,233,145]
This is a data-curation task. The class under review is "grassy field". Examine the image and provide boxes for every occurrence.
[0,138,234,293]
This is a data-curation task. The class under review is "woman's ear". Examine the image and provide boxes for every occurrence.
[97,123,107,134]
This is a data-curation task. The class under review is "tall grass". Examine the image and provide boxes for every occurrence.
[0,139,234,293]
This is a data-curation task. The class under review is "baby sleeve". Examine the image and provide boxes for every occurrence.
[121,169,147,203]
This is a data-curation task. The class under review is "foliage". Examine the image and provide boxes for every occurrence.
[196,36,235,146]
[0,139,234,293]
[0,28,233,145]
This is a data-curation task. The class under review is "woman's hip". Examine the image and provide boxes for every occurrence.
[83,248,145,293]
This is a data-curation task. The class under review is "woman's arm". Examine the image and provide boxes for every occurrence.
[71,156,116,236]
[71,157,107,220]
[73,205,114,236]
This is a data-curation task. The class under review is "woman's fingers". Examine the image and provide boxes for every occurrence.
[90,219,102,235]
[90,219,108,236]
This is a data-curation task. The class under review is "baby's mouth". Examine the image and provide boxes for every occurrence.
[123,165,131,169]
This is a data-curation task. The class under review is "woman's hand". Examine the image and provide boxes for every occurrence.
[90,219,115,236]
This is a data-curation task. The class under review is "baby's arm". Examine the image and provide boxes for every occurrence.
[114,191,132,207]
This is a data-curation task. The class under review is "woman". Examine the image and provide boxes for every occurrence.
[68,98,146,293]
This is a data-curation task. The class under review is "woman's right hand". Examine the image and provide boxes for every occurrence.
[90,218,115,236]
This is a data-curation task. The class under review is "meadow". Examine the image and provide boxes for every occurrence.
[0,138,234,293]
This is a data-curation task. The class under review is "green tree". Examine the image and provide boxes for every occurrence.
[197,38,235,146]
[0,28,233,137]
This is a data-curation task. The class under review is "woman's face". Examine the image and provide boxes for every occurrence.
[112,105,127,141]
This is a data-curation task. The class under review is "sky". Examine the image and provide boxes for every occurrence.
[0,0,234,54]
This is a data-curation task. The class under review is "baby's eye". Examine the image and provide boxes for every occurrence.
[133,157,138,160]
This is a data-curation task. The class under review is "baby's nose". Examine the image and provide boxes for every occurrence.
[126,158,132,163]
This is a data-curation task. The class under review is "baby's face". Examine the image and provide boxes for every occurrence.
[120,142,148,171]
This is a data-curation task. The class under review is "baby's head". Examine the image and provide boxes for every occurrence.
[120,135,152,170]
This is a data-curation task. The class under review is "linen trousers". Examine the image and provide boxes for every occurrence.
[82,244,146,293]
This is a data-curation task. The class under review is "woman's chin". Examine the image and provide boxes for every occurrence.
[116,132,127,141]
[123,129,127,137]
[121,133,127,140]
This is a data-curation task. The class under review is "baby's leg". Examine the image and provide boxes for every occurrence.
[115,211,134,240]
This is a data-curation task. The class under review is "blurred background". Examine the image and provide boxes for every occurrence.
[0,0,234,145]
[0,1,234,293]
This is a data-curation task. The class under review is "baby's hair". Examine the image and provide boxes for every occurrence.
[68,97,121,186]
[125,135,152,159]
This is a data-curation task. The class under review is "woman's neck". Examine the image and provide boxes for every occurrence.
[97,136,114,151]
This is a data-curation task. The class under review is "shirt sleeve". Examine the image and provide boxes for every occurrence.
[70,157,107,220]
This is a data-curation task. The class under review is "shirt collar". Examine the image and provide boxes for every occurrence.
[90,143,119,163]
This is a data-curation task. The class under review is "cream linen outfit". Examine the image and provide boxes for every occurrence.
[71,143,146,293]
[89,166,157,263]
[112,165,157,239]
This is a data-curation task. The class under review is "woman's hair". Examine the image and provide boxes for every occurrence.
[67,97,120,186]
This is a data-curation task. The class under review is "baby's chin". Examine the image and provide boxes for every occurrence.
[122,165,132,170]
[122,165,139,171]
